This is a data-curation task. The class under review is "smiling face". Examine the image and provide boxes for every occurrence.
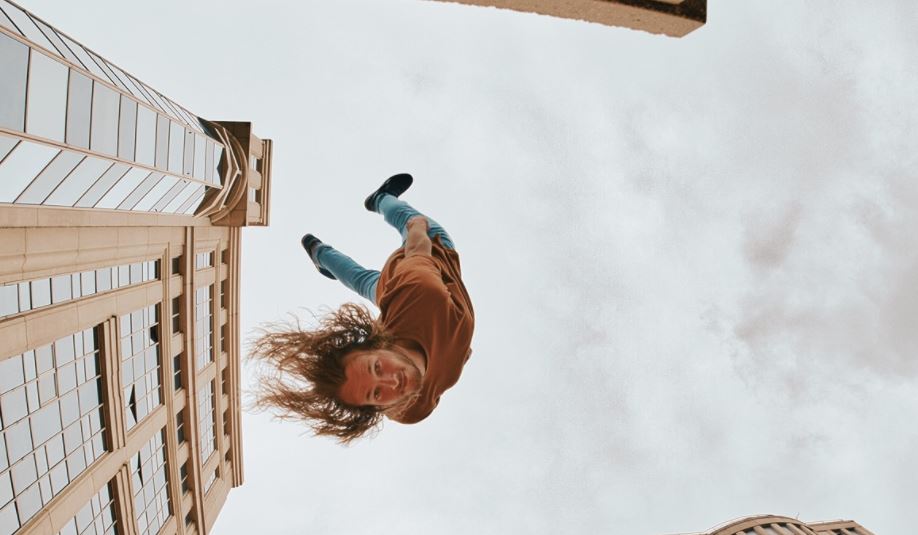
[337,348,423,409]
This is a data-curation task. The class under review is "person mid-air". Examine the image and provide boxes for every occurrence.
[250,174,474,443]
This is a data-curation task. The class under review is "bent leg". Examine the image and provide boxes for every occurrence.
[314,245,380,303]
[376,194,455,249]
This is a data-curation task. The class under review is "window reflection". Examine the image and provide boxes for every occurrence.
[74,162,128,208]
[95,167,149,209]
[15,151,84,204]
[118,96,137,160]
[65,70,92,149]
[134,175,176,212]
[135,106,156,166]
[0,32,29,131]
[168,121,183,174]
[89,82,119,156]
[155,114,169,169]
[0,142,59,203]
[26,51,68,142]
[43,156,111,207]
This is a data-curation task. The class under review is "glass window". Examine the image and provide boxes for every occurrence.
[193,134,206,179]
[0,134,18,162]
[177,185,204,215]
[15,151,83,204]
[95,167,150,209]
[87,51,127,93]
[26,51,68,142]
[163,181,197,213]
[0,141,59,203]
[154,114,169,169]
[65,70,92,149]
[58,34,104,79]
[0,284,17,316]
[133,175,176,212]
[32,19,79,66]
[135,105,156,166]
[152,179,186,212]
[183,129,194,176]
[0,5,54,53]
[213,144,224,185]
[0,6,18,35]
[89,82,118,156]
[73,162,128,208]
[168,121,183,174]
[118,172,163,211]
[118,96,137,161]
[43,156,111,207]
[0,33,29,131]
[204,139,214,182]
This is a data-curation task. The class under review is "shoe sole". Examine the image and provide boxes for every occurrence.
[364,173,413,211]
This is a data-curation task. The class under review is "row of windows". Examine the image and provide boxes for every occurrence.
[0,260,159,320]
[0,33,223,185]
[0,1,205,136]
[119,307,161,432]
[56,480,117,535]
[130,430,170,535]
[0,136,210,215]
[0,329,104,534]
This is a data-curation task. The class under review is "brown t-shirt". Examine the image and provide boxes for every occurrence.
[375,237,474,424]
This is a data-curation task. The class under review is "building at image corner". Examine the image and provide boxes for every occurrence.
[664,514,876,535]
[0,1,271,534]
[429,0,707,37]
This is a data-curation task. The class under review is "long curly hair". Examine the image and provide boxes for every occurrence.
[248,303,394,443]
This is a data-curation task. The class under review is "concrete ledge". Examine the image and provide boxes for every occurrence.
[429,0,706,37]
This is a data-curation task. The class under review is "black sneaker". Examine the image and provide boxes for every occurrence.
[300,234,335,280]
[364,173,413,212]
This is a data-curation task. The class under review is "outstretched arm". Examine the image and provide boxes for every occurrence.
[405,216,432,257]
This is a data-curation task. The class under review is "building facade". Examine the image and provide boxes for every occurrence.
[0,1,271,534]
[664,515,876,535]
[429,0,707,37]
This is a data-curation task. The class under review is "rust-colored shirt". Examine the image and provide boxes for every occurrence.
[375,237,474,424]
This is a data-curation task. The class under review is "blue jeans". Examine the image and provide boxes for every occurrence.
[314,195,454,304]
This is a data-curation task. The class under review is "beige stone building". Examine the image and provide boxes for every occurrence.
[0,1,270,534]
[665,514,875,535]
[429,0,707,37]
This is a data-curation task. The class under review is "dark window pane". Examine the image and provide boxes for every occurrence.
[90,82,119,156]
[26,51,68,142]
[65,70,92,148]
[15,150,83,204]
[118,172,163,210]
[168,121,183,174]
[95,167,149,209]
[213,145,224,185]
[118,96,137,161]
[0,32,28,131]
[135,106,156,166]
[133,175,176,212]
[0,141,58,203]
[73,162,128,208]
[43,156,111,206]
[183,129,194,176]
[154,114,169,169]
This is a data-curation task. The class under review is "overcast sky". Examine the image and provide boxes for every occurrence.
[24,0,918,533]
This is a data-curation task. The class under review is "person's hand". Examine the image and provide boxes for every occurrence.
[406,216,429,232]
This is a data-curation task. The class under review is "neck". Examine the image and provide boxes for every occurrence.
[392,340,427,376]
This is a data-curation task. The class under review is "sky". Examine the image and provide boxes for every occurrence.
[22,0,918,533]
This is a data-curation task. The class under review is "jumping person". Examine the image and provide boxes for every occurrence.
[250,174,474,443]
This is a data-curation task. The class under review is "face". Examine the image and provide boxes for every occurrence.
[337,348,423,408]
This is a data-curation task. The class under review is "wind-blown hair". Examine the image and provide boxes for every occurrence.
[249,303,393,443]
